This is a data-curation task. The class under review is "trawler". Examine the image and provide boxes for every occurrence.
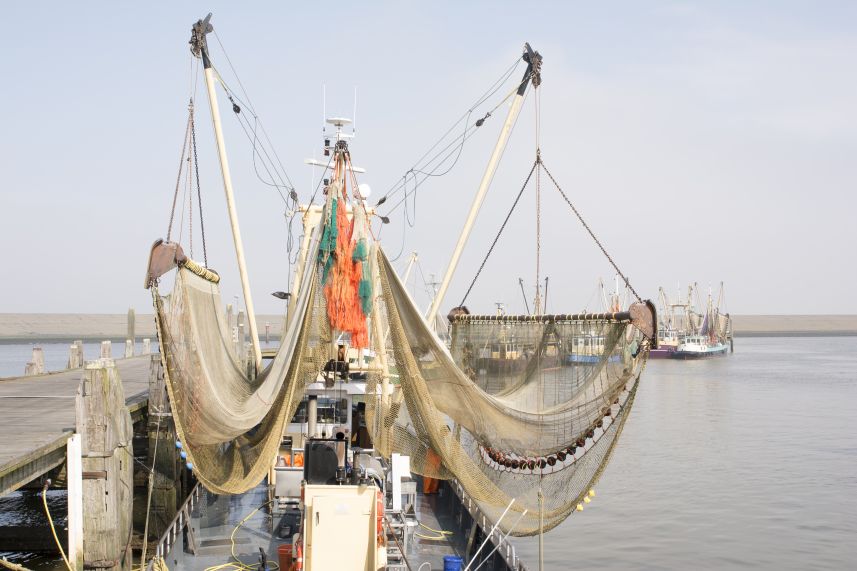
[141,14,657,571]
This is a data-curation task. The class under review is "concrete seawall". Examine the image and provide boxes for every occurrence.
[0,313,286,343]
[730,315,857,337]
[1,313,855,342]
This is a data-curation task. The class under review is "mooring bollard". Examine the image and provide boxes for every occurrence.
[127,308,136,354]
[32,347,45,373]
[68,343,84,369]
[24,347,46,376]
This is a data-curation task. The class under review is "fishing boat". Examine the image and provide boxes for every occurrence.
[673,334,728,359]
[652,283,733,359]
[141,14,658,571]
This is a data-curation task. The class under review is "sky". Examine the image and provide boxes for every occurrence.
[0,1,855,316]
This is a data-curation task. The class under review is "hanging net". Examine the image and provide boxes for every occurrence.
[147,151,375,495]
[365,248,653,535]
[150,228,333,494]
[146,132,656,533]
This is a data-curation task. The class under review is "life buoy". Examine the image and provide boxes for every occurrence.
[376,489,385,546]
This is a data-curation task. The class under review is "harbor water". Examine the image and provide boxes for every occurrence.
[517,336,857,569]
[2,336,855,569]
[0,340,159,379]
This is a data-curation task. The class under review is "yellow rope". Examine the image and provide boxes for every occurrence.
[42,485,73,571]
[182,258,220,283]
[203,500,280,571]
[414,521,454,541]
[0,557,34,571]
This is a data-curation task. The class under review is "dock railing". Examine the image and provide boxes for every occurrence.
[450,479,528,571]
[146,482,202,570]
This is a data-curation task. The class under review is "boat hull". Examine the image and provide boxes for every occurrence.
[672,345,729,359]
[647,347,677,359]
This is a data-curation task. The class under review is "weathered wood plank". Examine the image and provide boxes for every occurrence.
[0,357,151,496]
[75,360,133,571]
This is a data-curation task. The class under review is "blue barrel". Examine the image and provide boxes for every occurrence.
[443,555,463,571]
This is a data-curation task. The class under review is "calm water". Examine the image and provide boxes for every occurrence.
[2,337,855,569]
[517,336,857,570]
[0,340,159,379]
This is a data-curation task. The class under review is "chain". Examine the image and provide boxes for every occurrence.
[190,102,209,267]
[539,159,643,303]
[187,150,193,258]
[459,158,539,307]
[166,102,194,242]
[535,148,542,315]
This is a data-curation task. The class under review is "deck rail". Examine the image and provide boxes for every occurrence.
[146,482,202,570]
[450,480,528,571]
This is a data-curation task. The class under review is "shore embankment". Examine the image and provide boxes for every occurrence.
[0,313,285,343]
[0,313,855,342]
[730,315,857,337]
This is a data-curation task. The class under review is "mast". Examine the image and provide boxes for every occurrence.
[426,43,542,324]
[191,14,263,370]
[401,252,419,288]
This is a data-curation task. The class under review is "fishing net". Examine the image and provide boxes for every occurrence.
[366,248,650,535]
[151,228,333,494]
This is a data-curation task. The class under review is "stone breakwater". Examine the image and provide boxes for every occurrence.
[0,313,854,342]
[0,313,285,342]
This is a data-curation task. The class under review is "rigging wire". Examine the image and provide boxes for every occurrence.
[187,149,194,258]
[205,31,304,285]
[377,58,525,214]
[459,159,538,307]
[166,105,193,242]
[190,103,209,266]
[212,30,297,192]
[540,158,643,303]
[534,88,542,315]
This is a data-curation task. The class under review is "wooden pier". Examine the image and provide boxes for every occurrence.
[0,352,180,571]
[0,356,150,496]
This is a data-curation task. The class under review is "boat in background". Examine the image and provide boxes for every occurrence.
[673,335,729,359]
[653,282,733,359]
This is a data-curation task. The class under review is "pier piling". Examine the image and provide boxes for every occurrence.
[127,309,136,357]
[68,341,85,369]
[24,347,45,376]
[75,359,134,570]
[146,356,179,542]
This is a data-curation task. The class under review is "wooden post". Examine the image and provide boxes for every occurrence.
[124,340,133,359]
[75,359,133,571]
[142,338,151,355]
[126,309,135,349]
[146,355,178,546]
[25,347,46,375]
[237,310,246,362]
[67,433,84,571]
[100,341,111,359]
[68,343,84,369]
[32,347,45,374]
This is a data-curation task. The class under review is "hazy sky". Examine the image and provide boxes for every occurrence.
[1,2,855,316]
